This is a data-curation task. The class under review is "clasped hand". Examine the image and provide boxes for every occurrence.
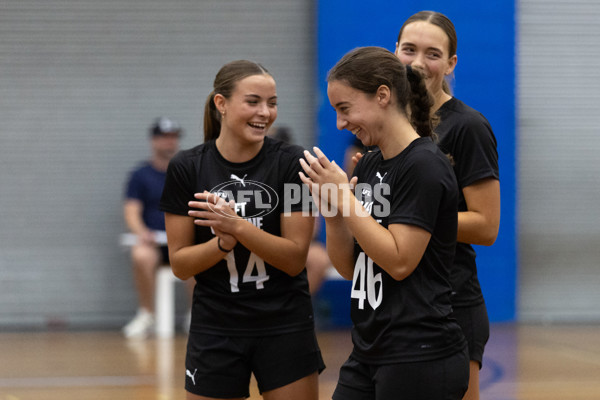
[299,147,357,211]
[188,191,239,250]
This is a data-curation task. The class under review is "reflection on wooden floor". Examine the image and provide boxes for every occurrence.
[0,323,599,399]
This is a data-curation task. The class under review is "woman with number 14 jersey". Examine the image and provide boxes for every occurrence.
[160,60,323,400]
[300,47,468,399]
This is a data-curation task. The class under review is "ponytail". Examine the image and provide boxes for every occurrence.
[203,91,221,142]
[442,80,452,95]
[405,66,436,139]
[327,46,440,142]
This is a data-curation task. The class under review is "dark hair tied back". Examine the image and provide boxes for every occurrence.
[404,66,436,139]
[327,46,435,139]
[203,91,222,142]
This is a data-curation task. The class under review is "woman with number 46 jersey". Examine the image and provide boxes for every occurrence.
[300,47,468,399]
[160,60,324,400]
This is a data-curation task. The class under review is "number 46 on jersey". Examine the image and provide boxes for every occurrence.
[351,252,383,310]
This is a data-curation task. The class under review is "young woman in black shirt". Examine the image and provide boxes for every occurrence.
[161,60,324,400]
[300,46,468,399]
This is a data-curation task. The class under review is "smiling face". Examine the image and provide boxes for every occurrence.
[327,80,383,147]
[395,21,457,98]
[216,74,278,145]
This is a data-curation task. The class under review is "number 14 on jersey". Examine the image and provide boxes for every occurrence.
[224,251,270,293]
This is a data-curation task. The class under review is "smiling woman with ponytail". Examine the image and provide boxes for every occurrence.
[299,46,469,399]
[160,59,324,400]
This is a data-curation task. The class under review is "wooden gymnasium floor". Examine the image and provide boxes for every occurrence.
[0,323,599,400]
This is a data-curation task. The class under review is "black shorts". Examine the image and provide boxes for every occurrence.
[159,245,169,264]
[184,329,325,398]
[332,347,469,400]
[452,302,490,368]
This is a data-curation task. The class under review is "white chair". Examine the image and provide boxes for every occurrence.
[120,231,177,338]
[154,265,177,338]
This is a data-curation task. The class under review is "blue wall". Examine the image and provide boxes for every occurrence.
[316,1,517,322]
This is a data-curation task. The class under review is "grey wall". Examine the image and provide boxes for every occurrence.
[3,0,600,329]
[518,0,600,321]
[0,0,315,329]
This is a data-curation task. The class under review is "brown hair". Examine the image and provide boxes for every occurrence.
[327,46,435,138]
[203,60,272,142]
[397,11,457,94]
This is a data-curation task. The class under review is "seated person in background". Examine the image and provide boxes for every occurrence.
[122,117,193,339]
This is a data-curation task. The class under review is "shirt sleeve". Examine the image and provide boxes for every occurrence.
[451,114,499,188]
[160,152,194,216]
[387,151,448,234]
[125,168,144,201]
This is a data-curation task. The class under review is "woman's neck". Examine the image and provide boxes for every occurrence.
[432,89,453,114]
[377,114,420,160]
[215,135,264,163]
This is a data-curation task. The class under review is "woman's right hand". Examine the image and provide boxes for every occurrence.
[299,147,358,216]
[351,151,364,169]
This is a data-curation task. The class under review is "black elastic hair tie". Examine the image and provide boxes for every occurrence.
[217,237,234,253]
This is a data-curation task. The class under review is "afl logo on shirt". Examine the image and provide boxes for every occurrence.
[209,178,279,219]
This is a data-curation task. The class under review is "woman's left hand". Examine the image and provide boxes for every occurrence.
[300,147,350,185]
[299,147,355,206]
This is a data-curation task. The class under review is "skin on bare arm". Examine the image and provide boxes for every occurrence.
[124,199,155,244]
[315,208,355,280]
[305,239,331,294]
[188,191,314,277]
[459,178,500,246]
[299,152,355,279]
[164,211,237,280]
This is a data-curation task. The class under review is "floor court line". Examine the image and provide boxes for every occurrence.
[0,375,155,388]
